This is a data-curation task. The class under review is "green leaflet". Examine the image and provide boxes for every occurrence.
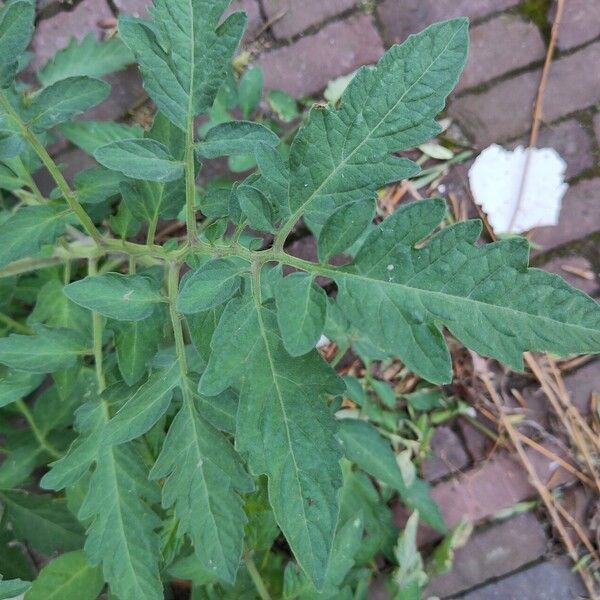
[94,138,184,183]
[236,184,277,232]
[177,258,248,314]
[0,205,69,269]
[318,199,376,262]
[150,390,253,584]
[0,579,31,600]
[285,18,468,231]
[60,120,144,155]
[0,491,85,554]
[200,293,345,588]
[23,551,103,600]
[25,77,111,133]
[112,309,165,385]
[239,67,263,120]
[0,0,35,88]
[337,419,445,532]
[74,166,127,204]
[0,327,89,373]
[334,199,600,383]
[37,34,134,87]
[104,361,181,446]
[118,0,247,131]
[197,121,279,158]
[274,272,327,357]
[64,273,164,321]
[0,370,44,408]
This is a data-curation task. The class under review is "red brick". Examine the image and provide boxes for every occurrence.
[258,14,384,97]
[460,557,586,599]
[422,426,469,482]
[377,0,521,44]
[563,359,600,415]
[595,112,600,144]
[426,512,547,598]
[541,255,598,296]
[551,0,600,50]
[397,445,575,545]
[450,42,600,146]
[456,16,545,92]
[262,0,356,39]
[30,0,113,73]
[457,417,492,462]
[532,178,600,252]
[114,0,264,42]
[512,119,594,180]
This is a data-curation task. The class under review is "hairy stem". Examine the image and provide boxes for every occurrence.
[244,553,272,600]
[89,258,106,393]
[167,262,190,389]
[146,212,159,247]
[185,116,198,244]
[0,312,32,334]
[15,399,62,460]
[0,93,103,243]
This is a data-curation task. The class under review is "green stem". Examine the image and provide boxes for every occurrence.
[244,553,272,600]
[167,262,189,388]
[0,93,103,243]
[0,312,32,334]
[146,212,159,247]
[15,399,62,460]
[89,259,106,393]
[185,116,198,244]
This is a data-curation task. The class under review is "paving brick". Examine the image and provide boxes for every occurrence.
[551,0,600,50]
[531,178,600,252]
[540,255,598,296]
[377,0,521,44]
[456,16,545,93]
[512,119,594,180]
[395,444,575,545]
[595,112,600,144]
[426,512,547,598]
[262,0,357,39]
[258,14,384,97]
[563,359,600,415]
[459,557,586,599]
[30,0,113,73]
[561,485,594,545]
[114,0,264,42]
[457,417,492,462]
[422,426,469,482]
[451,42,600,146]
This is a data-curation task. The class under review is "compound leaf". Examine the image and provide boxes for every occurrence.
[94,138,183,183]
[64,273,164,321]
[334,199,600,384]
[274,272,327,357]
[119,0,246,131]
[25,77,111,132]
[200,293,345,588]
[286,18,468,231]
[150,390,253,584]
[38,34,134,87]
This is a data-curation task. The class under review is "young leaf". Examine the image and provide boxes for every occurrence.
[60,120,144,155]
[74,166,126,204]
[337,419,445,532]
[318,199,375,262]
[23,551,104,600]
[150,391,253,584]
[236,184,277,232]
[268,89,299,122]
[0,0,35,88]
[176,259,248,314]
[285,19,468,231]
[38,34,134,87]
[239,66,263,119]
[200,295,345,588]
[0,491,85,554]
[0,327,89,374]
[0,579,31,600]
[25,77,111,132]
[0,370,44,408]
[334,198,600,384]
[64,273,164,321]
[0,205,68,269]
[118,0,247,131]
[197,121,279,158]
[104,361,181,446]
[274,272,327,357]
[112,310,165,385]
[94,138,183,183]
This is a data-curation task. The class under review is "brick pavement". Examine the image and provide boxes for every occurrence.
[25,2,600,596]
